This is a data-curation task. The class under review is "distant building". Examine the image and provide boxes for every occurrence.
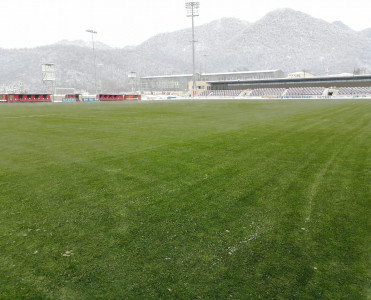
[288,71,314,79]
[140,70,285,94]
[330,73,354,77]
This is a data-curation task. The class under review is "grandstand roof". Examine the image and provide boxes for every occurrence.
[200,70,282,76]
[141,74,192,79]
[208,74,371,89]
[140,70,282,79]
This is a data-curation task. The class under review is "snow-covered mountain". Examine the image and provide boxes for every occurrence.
[56,40,112,50]
[217,9,371,74]
[359,28,371,39]
[332,21,353,31]
[1,9,370,93]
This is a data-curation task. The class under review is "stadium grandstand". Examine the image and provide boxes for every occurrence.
[140,70,371,99]
[202,74,371,98]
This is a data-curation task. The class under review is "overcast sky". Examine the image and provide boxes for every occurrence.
[1,0,370,49]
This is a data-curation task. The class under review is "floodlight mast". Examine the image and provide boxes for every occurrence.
[186,2,199,98]
[86,29,98,95]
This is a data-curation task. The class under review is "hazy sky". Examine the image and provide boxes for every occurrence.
[1,0,370,49]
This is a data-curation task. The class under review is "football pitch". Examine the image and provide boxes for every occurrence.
[0,100,370,299]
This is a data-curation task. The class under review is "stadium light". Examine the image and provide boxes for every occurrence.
[185,2,199,97]
[128,71,137,92]
[86,29,98,95]
[186,1,199,17]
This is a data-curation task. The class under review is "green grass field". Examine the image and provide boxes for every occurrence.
[0,100,370,299]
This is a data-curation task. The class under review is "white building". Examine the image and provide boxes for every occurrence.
[288,71,314,79]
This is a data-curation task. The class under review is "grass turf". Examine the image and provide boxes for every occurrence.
[0,100,370,299]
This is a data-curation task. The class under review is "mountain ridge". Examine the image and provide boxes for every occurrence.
[1,9,370,92]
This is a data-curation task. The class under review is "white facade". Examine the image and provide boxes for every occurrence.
[288,72,314,79]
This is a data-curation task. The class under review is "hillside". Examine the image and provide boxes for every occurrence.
[359,28,371,39]
[219,9,371,74]
[1,9,370,93]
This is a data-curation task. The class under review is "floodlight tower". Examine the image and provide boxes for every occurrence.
[128,72,137,92]
[186,2,199,97]
[42,63,56,99]
[86,29,98,94]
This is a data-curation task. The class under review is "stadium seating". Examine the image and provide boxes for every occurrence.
[286,87,325,96]
[200,90,244,97]
[337,87,371,96]
[250,88,286,97]
[197,86,371,99]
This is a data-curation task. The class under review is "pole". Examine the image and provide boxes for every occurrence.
[86,30,98,95]
[98,64,103,93]
[92,33,97,94]
[192,11,196,97]
[186,2,199,98]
